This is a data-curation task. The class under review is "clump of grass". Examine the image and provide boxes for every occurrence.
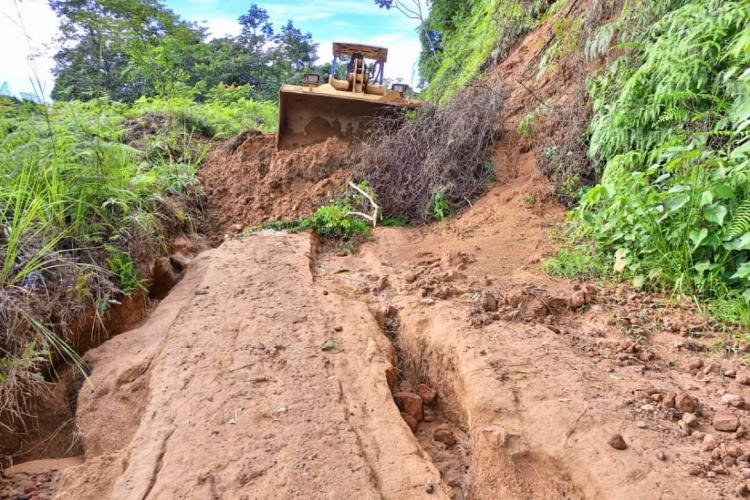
[0,84,276,421]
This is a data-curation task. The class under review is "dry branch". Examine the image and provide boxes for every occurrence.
[358,85,505,221]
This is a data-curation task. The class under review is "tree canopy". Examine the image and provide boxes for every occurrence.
[50,1,320,102]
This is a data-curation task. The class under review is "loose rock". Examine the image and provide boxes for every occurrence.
[702,434,718,452]
[481,293,499,312]
[682,412,699,428]
[394,392,424,421]
[434,426,457,447]
[608,434,627,450]
[416,384,437,405]
[675,393,697,413]
[401,412,418,432]
[714,411,741,432]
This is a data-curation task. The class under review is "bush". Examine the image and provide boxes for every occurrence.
[359,85,504,222]
[562,0,750,323]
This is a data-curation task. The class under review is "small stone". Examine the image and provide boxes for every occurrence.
[425,483,434,494]
[702,434,718,452]
[636,421,648,429]
[656,450,667,461]
[723,455,736,468]
[738,371,750,385]
[481,293,499,312]
[321,340,337,352]
[741,467,750,479]
[737,483,750,497]
[434,426,457,447]
[703,362,721,375]
[738,426,748,440]
[404,271,417,284]
[662,392,676,409]
[688,359,704,371]
[714,411,741,432]
[376,276,390,291]
[682,412,699,428]
[416,384,437,405]
[727,443,744,458]
[608,434,627,450]
[231,223,243,233]
[726,369,738,378]
[394,392,424,421]
[675,392,697,413]
[688,465,702,476]
[401,412,418,432]
[570,290,587,309]
[722,393,744,408]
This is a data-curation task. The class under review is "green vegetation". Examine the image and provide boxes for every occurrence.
[50,1,320,102]
[419,0,556,102]
[259,184,375,241]
[0,86,275,408]
[547,0,750,325]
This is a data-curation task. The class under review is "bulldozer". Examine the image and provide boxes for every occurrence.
[277,42,418,150]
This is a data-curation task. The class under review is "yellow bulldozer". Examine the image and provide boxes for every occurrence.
[277,42,418,150]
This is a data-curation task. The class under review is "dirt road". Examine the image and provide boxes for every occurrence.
[47,152,744,498]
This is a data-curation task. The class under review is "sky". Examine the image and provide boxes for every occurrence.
[0,0,422,99]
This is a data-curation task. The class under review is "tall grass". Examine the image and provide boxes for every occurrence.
[0,85,276,415]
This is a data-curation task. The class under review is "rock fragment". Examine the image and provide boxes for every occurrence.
[675,393,697,413]
[434,426,457,447]
[416,384,437,405]
[608,434,627,450]
[714,411,741,432]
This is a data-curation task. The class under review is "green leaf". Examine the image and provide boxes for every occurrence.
[664,193,690,213]
[713,183,734,200]
[704,204,728,226]
[732,263,750,280]
[689,228,708,250]
[694,261,715,273]
[743,289,750,303]
[632,275,645,289]
[700,191,713,207]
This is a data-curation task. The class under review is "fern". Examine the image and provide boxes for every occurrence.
[727,199,750,240]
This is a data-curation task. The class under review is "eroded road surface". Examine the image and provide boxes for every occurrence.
[57,234,441,499]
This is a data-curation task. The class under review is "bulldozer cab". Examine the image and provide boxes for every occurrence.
[277,42,416,150]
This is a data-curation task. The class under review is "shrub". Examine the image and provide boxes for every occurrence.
[359,85,504,222]
[562,0,750,323]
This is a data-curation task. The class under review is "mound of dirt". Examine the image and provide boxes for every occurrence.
[199,131,358,242]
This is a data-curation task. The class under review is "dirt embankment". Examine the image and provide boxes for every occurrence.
[199,131,357,242]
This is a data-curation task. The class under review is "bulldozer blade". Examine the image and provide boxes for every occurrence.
[277,86,403,150]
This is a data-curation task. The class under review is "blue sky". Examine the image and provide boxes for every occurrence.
[0,0,422,99]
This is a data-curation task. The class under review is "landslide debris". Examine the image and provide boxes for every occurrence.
[199,132,358,242]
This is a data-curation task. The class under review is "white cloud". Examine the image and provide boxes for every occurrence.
[0,0,59,99]
[199,14,241,39]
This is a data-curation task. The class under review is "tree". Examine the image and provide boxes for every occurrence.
[273,20,318,74]
[238,4,274,53]
[49,0,205,101]
[374,0,430,21]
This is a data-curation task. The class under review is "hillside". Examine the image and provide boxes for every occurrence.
[2,0,750,498]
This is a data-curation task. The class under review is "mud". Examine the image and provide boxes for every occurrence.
[199,132,358,242]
